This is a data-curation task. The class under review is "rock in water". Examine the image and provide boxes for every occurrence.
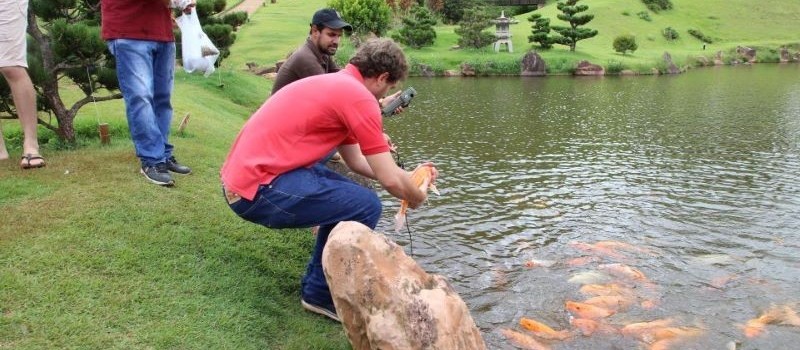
[322,221,487,350]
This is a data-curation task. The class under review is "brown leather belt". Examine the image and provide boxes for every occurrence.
[222,184,242,205]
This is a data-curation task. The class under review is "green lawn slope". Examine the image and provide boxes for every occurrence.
[509,0,800,72]
[0,0,798,349]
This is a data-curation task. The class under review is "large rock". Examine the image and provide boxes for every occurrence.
[520,51,547,77]
[736,46,757,63]
[714,50,725,65]
[460,63,476,77]
[573,60,604,76]
[662,52,682,74]
[780,47,791,63]
[322,221,487,350]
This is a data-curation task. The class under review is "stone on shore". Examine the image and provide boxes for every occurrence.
[322,221,487,350]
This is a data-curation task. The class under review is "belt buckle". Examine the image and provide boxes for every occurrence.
[223,185,242,204]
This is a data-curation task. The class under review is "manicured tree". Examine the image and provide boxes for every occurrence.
[392,5,438,49]
[551,0,598,52]
[454,6,495,49]
[613,34,638,55]
[441,0,479,24]
[426,0,445,12]
[0,0,121,144]
[329,0,392,36]
[528,11,553,49]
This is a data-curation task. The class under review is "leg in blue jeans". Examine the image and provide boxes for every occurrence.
[227,164,381,305]
[108,39,175,166]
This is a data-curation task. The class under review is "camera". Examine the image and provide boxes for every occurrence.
[381,87,417,117]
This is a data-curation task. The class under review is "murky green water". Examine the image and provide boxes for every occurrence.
[378,64,800,349]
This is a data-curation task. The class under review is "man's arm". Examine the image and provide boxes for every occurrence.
[338,145,425,207]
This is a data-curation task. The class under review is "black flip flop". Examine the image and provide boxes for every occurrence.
[20,153,46,169]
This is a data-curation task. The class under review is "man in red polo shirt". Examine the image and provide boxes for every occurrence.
[221,38,433,322]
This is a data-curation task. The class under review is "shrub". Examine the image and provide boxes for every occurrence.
[222,11,248,28]
[662,27,679,41]
[688,29,713,43]
[613,34,638,55]
[328,0,392,36]
[636,11,651,22]
[606,60,626,74]
[641,0,673,13]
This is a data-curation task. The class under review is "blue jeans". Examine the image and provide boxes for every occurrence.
[108,39,175,167]
[225,164,382,305]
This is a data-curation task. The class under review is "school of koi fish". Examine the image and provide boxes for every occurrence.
[499,240,800,350]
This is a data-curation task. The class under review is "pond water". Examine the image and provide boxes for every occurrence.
[377,64,800,349]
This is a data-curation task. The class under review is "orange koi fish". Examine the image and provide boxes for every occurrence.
[741,304,800,338]
[519,317,571,340]
[595,240,654,254]
[620,319,675,338]
[568,241,627,260]
[565,301,615,319]
[499,328,551,350]
[394,163,439,231]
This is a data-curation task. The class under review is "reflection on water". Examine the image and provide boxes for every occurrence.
[377,65,800,349]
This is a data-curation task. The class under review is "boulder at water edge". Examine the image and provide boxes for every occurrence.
[322,221,487,350]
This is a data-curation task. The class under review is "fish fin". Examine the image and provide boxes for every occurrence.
[394,211,406,232]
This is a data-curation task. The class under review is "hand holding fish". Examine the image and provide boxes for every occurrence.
[394,162,440,231]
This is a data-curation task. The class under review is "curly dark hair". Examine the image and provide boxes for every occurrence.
[348,38,408,83]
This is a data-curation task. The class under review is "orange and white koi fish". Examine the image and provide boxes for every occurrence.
[598,263,648,282]
[582,295,632,312]
[500,328,551,350]
[394,163,439,231]
[570,318,618,336]
[519,317,571,340]
[565,301,615,319]
[579,283,635,298]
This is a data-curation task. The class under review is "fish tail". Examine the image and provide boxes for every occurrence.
[394,204,407,232]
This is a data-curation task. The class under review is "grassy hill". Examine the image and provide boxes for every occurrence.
[0,0,798,349]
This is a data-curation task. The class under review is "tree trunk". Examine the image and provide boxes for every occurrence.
[27,8,76,144]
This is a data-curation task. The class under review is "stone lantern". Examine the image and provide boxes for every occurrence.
[493,11,513,53]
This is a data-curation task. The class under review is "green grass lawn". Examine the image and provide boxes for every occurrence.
[1,0,798,348]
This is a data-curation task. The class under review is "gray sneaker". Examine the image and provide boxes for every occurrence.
[166,156,191,175]
[141,163,174,186]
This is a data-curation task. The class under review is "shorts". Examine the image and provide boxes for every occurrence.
[0,0,29,68]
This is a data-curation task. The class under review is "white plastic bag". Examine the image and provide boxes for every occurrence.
[175,8,219,77]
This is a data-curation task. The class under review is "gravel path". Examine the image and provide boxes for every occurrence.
[228,0,265,16]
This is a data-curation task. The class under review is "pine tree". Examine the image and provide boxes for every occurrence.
[454,6,495,49]
[528,12,552,49]
[551,0,598,52]
[392,5,437,49]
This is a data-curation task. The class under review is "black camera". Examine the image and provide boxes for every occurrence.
[381,87,417,117]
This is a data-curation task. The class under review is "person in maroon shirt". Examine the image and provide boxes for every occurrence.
[101,0,194,186]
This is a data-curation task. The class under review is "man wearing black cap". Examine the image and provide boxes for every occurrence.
[270,8,353,94]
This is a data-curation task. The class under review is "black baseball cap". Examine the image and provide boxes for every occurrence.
[311,8,352,31]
